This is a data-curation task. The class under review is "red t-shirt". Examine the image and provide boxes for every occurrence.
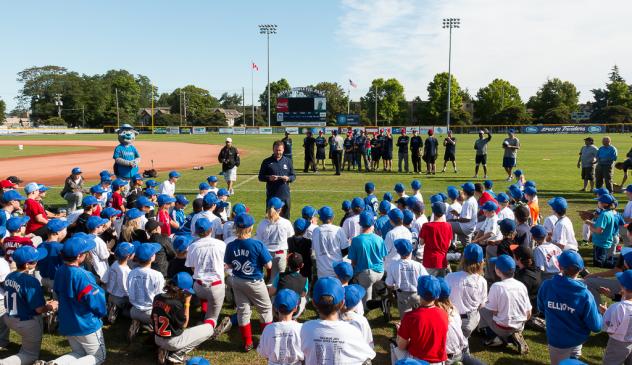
[92,204,102,217]
[478,192,500,214]
[3,236,34,262]
[111,192,124,211]
[158,209,171,236]
[419,221,452,269]
[398,306,449,362]
[24,198,46,234]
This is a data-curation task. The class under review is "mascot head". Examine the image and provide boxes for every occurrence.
[117,124,138,145]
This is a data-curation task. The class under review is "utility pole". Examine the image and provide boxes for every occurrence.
[183,91,187,124]
[374,85,378,126]
[151,85,155,134]
[242,87,246,125]
[251,64,255,127]
[179,91,183,126]
[259,24,278,127]
[82,105,85,127]
[443,18,460,131]
[115,88,120,128]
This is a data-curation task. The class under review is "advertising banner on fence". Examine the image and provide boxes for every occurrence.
[192,127,206,134]
[179,127,192,134]
[153,127,167,134]
[281,122,326,127]
[245,128,259,135]
[166,127,180,135]
[284,127,299,135]
[521,125,605,134]
[233,127,246,135]
[259,127,273,134]
[219,128,233,134]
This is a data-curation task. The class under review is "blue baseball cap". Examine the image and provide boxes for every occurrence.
[186,357,210,365]
[144,188,157,197]
[514,169,523,176]
[207,176,218,183]
[195,217,213,234]
[175,195,190,205]
[136,196,155,208]
[364,182,375,193]
[37,184,50,192]
[359,211,374,228]
[496,192,509,203]
[100,170,112,179]
[203,193,219,206]
[396,359,430,365]
[274,288,300,312]
[481,201,498,212]
[86,216,109,231]
[293,218,309,233]
[13,246,47,265]
[157,194,176,206]
[172,272,195,294]
[383,192,393,202]
[2,190,25,202]
[411,180,422,190]
[625,185,632,193]
[102,178,113,185]
[394,239,413,256]
[351,197,365,210]
[62,235,96,257]
[319,206,334,221]
[484,180,494,189]
[333,261,353,281]
[234,213,255,228]
[405,197,418,209]
[431,202,446,216]
[592,187,609,196]
[508,185,523,199]
[341,200,352,211]
[558,359,587,365]
[438,192,448,202]
[437,277,451,300]
[388,208,404,222]
[71,167,82,175]
[558,250,584,270]
[46,219,69,233]
[379,200,391,213]
[524,186,537,196]
[623,251,632,269]
[411,200,425,213]
[498,218,516,233]
[302,206,316,219]
[463,243,484,263]
[145,179,158,188]
[491,254,516,273]
[172,235,193,253]
[232,203,247,215]
[131,173,143,182]
[394,183,405,193]
[6,216,29,232]
[548,197,568,213]
[268,197,284,210]
[429,194,442,204]
[344,284,366,309]
[168,171,181,178]
[125,208,144,220]
[616,270,632,291]
[112,179,128,188]
[596,194,616,204]
[524,180,536,188]
[461,182,475,193]
[90,185,106,194]
[313,277,345,305]
[530,225,547,240]
[199,182,211,191]
[403,209,414,225]
[417,275,441,301]
[135,242,162,262]
[217,188,229,197]
[115,242,136,259]
[447,186,459,200]
[24,182,39,194]
[82,196,99,207]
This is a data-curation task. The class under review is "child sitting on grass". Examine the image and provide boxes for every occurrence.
[531,225,562,280]
[257,289,304,365]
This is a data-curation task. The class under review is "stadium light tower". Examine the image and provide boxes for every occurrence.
[442,18,460,131]
[259,24,277,127]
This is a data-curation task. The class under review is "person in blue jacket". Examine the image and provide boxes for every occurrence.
[537,250,602,365]
[50,234,108,365]
[258,140,296,219]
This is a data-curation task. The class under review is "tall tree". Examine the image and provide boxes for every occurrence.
[591,65,631,117]
[168,85,219,124]
[425,72,465,125]
[259,78,291,123]
[219,92,243,109]
[526,78,579,122]
[360,78,405,125]
[135,75,157,109]
[312,82,349,123]
[102,70,141,124]
[474,79,524,123]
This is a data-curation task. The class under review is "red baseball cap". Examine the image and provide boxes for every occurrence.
[0,180,16,189]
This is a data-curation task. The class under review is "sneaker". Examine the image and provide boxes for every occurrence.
[484,336,505,347]
[472,175,478,178]
[483,175,488,178]
[511,332,529,354]
[157,348,169,365]
[381,297,391,322]
[211,316,232,340]
[128,320,141,343]
[107,303,119,324]
[243,343,254,352]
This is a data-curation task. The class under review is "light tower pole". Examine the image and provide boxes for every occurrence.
[442,18,460,131]
[259,24,277,127]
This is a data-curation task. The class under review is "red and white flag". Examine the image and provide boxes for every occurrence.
[252,62,259,71]
[349,79,357,88]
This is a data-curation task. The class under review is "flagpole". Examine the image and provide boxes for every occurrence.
[251,63,255,127]
[347,87,350,114]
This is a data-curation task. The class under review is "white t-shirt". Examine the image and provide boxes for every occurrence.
[102,261,131,297]
[543,215,559,235]
[459,196,478,233]
[481,214,502,242]
[256,217,295,252]
[446,308,468,356]
[551,216,578,251]
[383,225,413,269]
[158,180,176,197]
[305,223,317,240]
[312,224,349,278]
[385,259,428,292]
[623,201,632,220]
[257,320,304,365]
[603,300,632,343]
[485,278,532,329]
[445,271,488,315]
[411,215,428,237]
[342,310,374,348]
[533,242,562,274]
[300,319,376,365]
[222,221,235,242]
[195,193,207,200]
[342,215,362,242]
[446,201,462,221]
[190,210,223,239]
[127,266,165,311]
[497,206,515,222]
[413,191,423,203]
[185,236,226,283]
[90,236,111,279]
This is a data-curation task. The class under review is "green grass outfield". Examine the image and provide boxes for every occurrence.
[0,132,630,364]
[0,145,96,159]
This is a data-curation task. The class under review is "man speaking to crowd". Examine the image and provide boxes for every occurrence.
[258,140,296,218]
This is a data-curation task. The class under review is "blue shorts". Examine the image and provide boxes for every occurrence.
[503,157,516,168]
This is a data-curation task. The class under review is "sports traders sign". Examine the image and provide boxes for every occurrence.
[521,125,604,134]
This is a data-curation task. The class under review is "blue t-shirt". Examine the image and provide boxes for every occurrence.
[113,144,140,178]
[592,210,618,248]
[348,233,388,274]
[224,238,272,280]
[37,241,64,280]
[364,195,378,214]
[171,208,187,235]
[375,215,393,239]
[2,271,45,321]
[597,145,618,165]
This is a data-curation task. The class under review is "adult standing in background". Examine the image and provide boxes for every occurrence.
[60,167,85,212]
[441,130,457,174]
[502,128,521,181]
[315,130,328,171]
[332,130,344,176]
[595,136,618,193]
[577,137,598,192]
[410,129,423,173]
[258,141,296,219]
[281,131,293,161]
[303,130,317,173]
[355,130,369,172]
[473,129,492,179]
[397,129,410,173]
[423,129,439,175]
[383,129,394,172]
[328,130,337,169]
[218,137,240,195]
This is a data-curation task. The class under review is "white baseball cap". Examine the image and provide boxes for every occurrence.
[226,137,232,143]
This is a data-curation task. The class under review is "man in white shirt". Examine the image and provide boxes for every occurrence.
[448,183,478,245]
[190,193,223,240]
[312,207,349,278]
[158,170,180,197]
[383,208,413,269]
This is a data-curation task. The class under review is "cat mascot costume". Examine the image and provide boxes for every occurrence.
[113,123,141,180]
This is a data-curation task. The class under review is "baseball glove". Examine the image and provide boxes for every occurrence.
[143,169,158,178]
[578,210,594,221]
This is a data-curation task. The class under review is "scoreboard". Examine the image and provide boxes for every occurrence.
[276,88,327,122]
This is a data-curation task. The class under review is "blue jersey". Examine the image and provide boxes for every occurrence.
[375,215,393,239]
[113,144,140,179]
[224,238,272,281]
[171,208,187,235]
[54,264,106,336]
[3,271,45,321]
[37,241,64,280]
[364,194,378,213]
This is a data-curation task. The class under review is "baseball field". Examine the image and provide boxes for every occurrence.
[0,132,628,365]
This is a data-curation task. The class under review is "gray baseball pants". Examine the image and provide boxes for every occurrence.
[548,344,582,365]
[155,323,214,363]
[396,291,419,319]
[51,329,106,365]
[0,315,43,365]
[64,192,83,213]
[193,281,225,325]
[603,337,632,365]
[130,307,152,324]
[461,310,481,339]
[232,276,273,326]
[450,222,474,245]
[479,307,523,341]
[268,250,287,285]
[354,269,383,306]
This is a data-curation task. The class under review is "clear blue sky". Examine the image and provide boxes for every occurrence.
[2,0,631,111]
